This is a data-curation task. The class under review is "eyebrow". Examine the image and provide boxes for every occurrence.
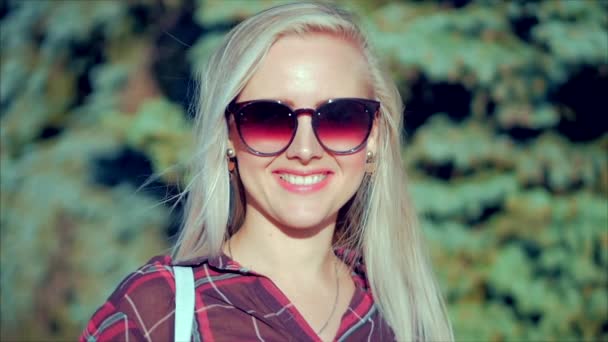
[274,98,334,109]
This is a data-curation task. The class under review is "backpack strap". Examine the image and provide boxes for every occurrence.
[173,266,195,342]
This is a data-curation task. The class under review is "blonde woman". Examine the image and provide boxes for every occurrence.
[81,2,453,341]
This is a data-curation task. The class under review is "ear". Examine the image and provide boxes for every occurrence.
[226,116,237,153]
[366,116,379,155]
[227,140,235,153]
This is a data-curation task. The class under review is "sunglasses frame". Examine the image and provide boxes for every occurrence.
[226,98,380,156]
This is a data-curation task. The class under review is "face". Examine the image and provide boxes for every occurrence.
[230,33,377,232]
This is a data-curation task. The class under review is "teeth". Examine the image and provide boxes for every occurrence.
[280,173,327,185]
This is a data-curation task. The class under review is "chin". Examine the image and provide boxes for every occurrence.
[273,210,334,232]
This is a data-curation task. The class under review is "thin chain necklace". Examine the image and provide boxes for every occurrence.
[316,258,340,335]
[228,240,340,335]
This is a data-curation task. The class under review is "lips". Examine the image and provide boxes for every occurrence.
[279,173,327,185]
[273,169,333,193]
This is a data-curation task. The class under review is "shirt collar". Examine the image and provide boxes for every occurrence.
[172,248,369,288]
[172,253,243,271]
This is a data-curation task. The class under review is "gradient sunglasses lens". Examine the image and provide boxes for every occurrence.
[237,101,295,154]
[314,100,376,153]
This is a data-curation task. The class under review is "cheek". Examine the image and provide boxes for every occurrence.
[336,153,368,204]
[339,151,367,177]
[234,153,270,190]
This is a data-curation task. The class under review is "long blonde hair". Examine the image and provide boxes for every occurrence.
[173,2,453,341]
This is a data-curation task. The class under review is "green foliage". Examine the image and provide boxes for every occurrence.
[81,63,130,114]
[367,2,536,84]
[195,0,290,26]
[0,128,169,340]
[533,0,608,65]
[125,98,194,183]
[424,189,607,341]
[408,116,516,172]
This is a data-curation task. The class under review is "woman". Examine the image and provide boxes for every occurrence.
[81,2,453,341]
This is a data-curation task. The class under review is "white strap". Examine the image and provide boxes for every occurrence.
[174,266,195,342]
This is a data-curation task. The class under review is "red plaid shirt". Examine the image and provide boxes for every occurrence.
[80,251,394,341]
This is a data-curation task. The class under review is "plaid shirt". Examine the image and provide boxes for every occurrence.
[80,251,395,341]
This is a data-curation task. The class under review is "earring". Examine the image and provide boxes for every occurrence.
[227,148,236,172]
[365,151,375,174]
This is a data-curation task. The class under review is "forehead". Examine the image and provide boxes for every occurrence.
[238,33,373,104]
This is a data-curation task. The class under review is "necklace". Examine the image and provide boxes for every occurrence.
[228,239,340,335]
[316,259,339,335]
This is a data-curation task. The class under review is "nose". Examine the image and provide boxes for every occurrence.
[285,114,323,163]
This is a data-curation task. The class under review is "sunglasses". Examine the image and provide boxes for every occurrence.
[226,98,380,156]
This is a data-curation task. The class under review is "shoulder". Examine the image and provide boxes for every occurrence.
[80,255,177,342]
[107,255,176,302]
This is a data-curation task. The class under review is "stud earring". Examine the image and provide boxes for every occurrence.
[227,148,236,172]
[365,151,375,174]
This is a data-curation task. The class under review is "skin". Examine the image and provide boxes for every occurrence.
[226,32,377,340]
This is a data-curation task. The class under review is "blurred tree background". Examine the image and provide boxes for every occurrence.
[1,0,606,341]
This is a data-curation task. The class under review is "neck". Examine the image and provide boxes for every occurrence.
[227,206,338,279]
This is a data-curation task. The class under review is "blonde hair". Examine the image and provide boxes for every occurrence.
[173,2,453,341]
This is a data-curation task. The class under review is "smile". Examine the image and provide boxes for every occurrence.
[279,173,327,185]
[273,170,332,193]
